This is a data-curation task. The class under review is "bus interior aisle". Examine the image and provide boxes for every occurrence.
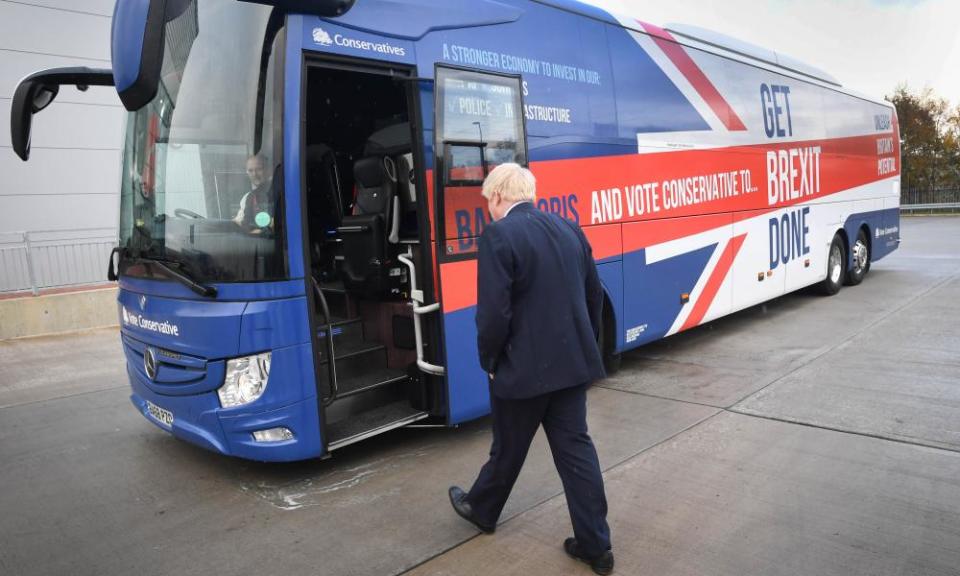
[303,64,433,450]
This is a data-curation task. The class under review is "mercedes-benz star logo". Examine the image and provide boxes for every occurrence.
[144,348,158,380]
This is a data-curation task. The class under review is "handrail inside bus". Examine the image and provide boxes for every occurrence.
[397,247,445,376]
[311,276,339,405]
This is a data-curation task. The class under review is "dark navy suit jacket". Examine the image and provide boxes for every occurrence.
[476,202,606,399]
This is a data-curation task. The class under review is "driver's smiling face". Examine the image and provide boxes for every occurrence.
[246,157,266,188]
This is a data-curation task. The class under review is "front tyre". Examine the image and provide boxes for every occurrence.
[818,233,846,296]
[597,308,622,375]
[845,228,870,286]
[603,346,622,375]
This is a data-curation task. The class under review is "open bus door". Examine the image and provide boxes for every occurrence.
[432,65,528,425]
[300,57,449,452]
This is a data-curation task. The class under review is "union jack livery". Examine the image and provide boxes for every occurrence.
[11,0,899,461]
[430,2,900,424]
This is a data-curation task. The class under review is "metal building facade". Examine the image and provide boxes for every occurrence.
[0,0,123,293]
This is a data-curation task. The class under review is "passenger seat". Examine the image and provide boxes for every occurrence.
[337,156,398,295]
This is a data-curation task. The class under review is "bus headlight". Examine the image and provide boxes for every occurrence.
[218,352,271,408]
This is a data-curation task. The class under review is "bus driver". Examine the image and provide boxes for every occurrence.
[234,153,274,230]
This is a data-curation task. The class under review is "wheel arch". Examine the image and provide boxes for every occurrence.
[859,223,873,256]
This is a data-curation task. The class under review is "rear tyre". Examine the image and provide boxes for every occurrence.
[818,233,846,296]
[845,228,870,286]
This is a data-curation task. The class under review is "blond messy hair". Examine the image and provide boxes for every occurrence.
[481,163,536,203]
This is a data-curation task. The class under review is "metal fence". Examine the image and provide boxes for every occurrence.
[900,189,960,213]
[901,188,960,206]
[0,228,117,295]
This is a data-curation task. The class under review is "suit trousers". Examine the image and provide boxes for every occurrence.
[467,383,611,556]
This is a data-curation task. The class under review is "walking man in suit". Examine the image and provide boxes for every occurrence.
[448,163,614,575]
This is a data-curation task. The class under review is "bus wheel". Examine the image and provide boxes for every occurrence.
[604,347,622,375]
[845,228,870,286]
[818,233,846,296]
[598,310,622,375]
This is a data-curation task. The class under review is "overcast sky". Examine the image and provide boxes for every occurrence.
[581,0,960,105]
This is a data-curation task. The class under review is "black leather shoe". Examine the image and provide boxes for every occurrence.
[448,486,495,534]
[564,537,614,575]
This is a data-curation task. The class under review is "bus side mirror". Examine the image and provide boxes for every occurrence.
[10,67,114,161]
[239,0,356,16]
[10,79,58,161]
[30,85,59,113]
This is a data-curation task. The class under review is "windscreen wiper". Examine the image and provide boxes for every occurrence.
[131,253,217,298]
[146,258,217,298]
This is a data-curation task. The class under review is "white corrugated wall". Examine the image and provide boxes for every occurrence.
[0,0,124,292]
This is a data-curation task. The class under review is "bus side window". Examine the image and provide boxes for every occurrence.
[436,66,527,183]
[436,66,527,255]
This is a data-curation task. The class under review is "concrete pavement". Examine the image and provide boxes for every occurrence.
[409,412,960,576]
[1,217,958,576]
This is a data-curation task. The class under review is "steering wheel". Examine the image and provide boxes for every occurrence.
[174,208,205,220]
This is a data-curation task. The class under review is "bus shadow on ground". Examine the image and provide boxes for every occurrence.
[600,273,899,408]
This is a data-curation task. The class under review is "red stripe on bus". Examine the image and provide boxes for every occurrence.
[680,233,746,332]
[439,259,478,314]
[582,223,622,261]
[639,21,748,132]
[431,131,898,312]
[438,133,896,247]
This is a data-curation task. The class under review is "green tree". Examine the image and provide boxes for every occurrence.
[887,86,960,191]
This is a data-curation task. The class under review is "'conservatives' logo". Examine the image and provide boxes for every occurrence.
[311,26,406,57]
[312,27,333,46]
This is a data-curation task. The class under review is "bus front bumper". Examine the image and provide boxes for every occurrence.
[129,376,322,462]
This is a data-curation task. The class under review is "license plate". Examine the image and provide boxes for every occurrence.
[146,400,174,428]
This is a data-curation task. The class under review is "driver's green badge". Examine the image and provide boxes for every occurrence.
[255,211,271,228]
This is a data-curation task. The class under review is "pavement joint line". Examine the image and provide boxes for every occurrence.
[726,408,960,456]
[611,353,762,373]
[593,383,960,456]
[395,407,724,576]
[725,268,960,410]
[600,387,960,456]
[594,382,725,410]
[0,384,128,412]
[393,533,485,576]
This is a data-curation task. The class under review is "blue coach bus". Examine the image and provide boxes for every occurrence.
[10,0,899,461]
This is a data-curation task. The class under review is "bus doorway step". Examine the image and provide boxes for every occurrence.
[326,400,428,451]
[331,368,408,399]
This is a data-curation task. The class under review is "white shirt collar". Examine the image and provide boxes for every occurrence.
[504,200,531,218]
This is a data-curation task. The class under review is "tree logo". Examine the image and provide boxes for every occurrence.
[312,27,333,46]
